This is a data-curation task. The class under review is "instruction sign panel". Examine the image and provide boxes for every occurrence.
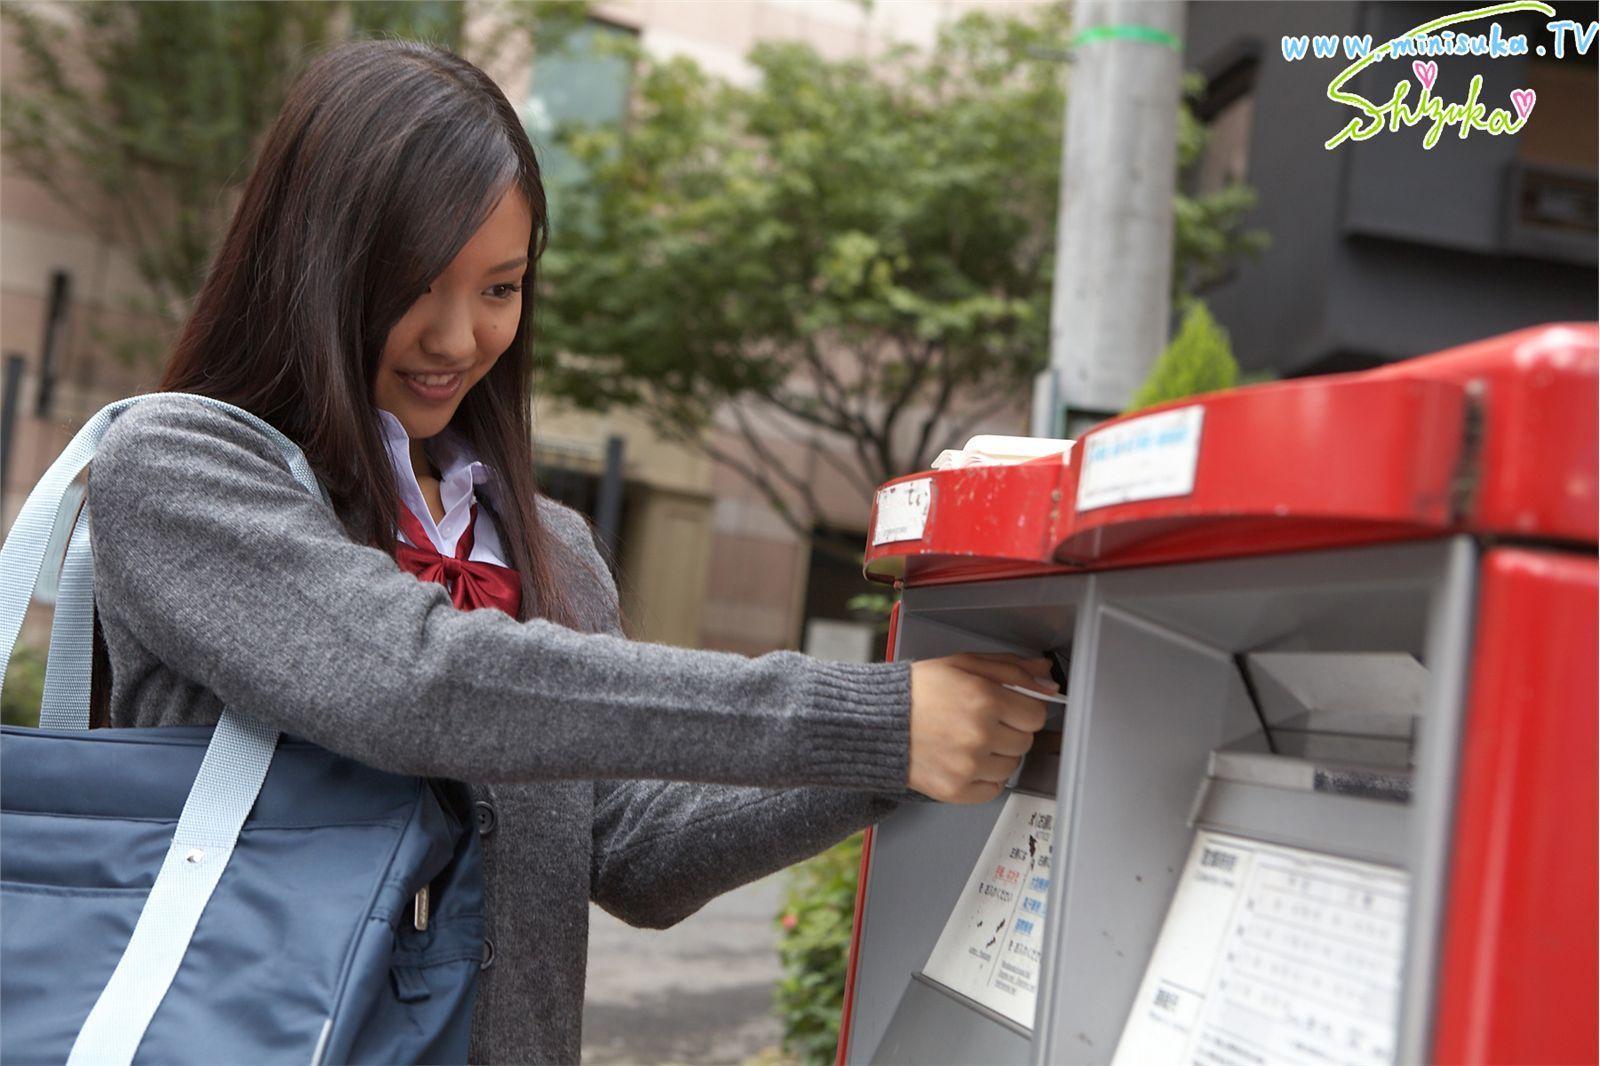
[1077,405,1204,512]
[922,792,1056,1028]
[872,477,933,546]
[1113,830,1409,1066]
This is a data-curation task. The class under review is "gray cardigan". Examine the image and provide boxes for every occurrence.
[84,394,913,1064]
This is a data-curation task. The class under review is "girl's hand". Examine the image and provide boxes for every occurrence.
[907,653,1058,803]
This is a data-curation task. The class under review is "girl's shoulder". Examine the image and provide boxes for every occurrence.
[96,392,302,470]
[101,390,267,442]
[94,392,302,493]
[528,494,621,623]
[532,494,593,551]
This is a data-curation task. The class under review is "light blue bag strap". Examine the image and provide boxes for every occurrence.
[1,393,329,710]
[0,392,329,1065]
[39,505,93,728]
[66,711,282,1065]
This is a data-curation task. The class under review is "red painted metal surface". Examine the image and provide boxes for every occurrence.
[1055,375,1466,567]
[1431,548,1598,1066]
[1367,322,1597,546]
[836,601,900,1066]
[862,324,1596,584]
[864,460,1070,585]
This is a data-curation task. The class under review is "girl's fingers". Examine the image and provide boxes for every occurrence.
[996,689,1049,733]
[988,722,1037,758]
[959,652,1052,675]
[974,751,1023,785]
[951,654,1058,692]
[954,780,1007,805]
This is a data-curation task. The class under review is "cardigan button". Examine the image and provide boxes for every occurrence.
[480,937,495,970]
[474,800,497,837]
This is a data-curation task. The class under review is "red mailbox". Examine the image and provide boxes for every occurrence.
[841,324,1596,1066]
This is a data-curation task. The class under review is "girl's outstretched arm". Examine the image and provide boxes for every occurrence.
[566,528,926,930]
[86,393,911,792]
[590,777,909,930]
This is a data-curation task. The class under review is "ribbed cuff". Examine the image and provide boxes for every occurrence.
[798,659,912,792]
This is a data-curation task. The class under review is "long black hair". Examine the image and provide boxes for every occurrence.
[157,37,582,629]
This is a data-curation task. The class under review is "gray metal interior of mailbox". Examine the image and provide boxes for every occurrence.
[848,573,1085,1066]
[845,537,1477,1066]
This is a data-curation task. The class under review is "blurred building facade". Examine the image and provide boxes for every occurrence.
[0,0,1017,657]
[1184,0,1598,377]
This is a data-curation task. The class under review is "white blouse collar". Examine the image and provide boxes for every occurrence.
[376,407,496,555]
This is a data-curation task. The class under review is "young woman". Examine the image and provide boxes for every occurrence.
[84,38,1056,1063]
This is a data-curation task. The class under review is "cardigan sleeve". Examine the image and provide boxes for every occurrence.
[564,522,922,929]
[590,777,905,929]
[85,393,911,791]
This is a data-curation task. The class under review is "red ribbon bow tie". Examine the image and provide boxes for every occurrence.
[394,498,522,618]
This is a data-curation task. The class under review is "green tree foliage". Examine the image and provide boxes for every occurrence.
[1,1,336,358]
[539,9,1266,542]
[1128,300,1241,411]
[775,831,863,1065]
[0,0,585,364]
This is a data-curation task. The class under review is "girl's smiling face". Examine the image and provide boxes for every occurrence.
[374,186,532,442]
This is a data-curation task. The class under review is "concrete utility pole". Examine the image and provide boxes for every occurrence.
[1032,0,1186,438]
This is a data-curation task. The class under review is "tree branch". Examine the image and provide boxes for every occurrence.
[875,332,937,459]
[934,387,1031,461]
[728,401,832,530]
[805,431,878,499]
[909,341,963,473]
[799,334,880,443]
[690,423,865,565]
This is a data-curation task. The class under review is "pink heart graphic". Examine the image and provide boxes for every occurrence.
[1412,60,1438,92]
[1510,88,1537,121]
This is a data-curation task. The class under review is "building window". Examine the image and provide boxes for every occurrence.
[1505,49,1598,262]
[524,19,637,196]
[1193,54,1258,197]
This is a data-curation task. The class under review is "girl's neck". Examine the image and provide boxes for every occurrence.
[409,437,438,482]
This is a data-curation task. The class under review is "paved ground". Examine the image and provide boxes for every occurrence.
[582,873,788,1065]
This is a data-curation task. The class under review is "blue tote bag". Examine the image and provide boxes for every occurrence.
[0,394,485,1064]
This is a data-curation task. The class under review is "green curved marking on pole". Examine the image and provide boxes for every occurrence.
[1070,24,1182,52]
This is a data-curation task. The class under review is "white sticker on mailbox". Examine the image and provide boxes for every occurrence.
[1076,405,1204,512]
[922,792,1055,1029]
[1112,830,1409,1066]
[872,478,933,546]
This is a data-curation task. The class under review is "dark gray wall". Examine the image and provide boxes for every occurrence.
[1185,1,1598,376]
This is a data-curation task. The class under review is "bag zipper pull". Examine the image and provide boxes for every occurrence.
[412,885,430,931]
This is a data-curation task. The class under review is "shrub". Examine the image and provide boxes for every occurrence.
[775,832,864,1065]
[1128,299,1240,411]
[2,642,45,728]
